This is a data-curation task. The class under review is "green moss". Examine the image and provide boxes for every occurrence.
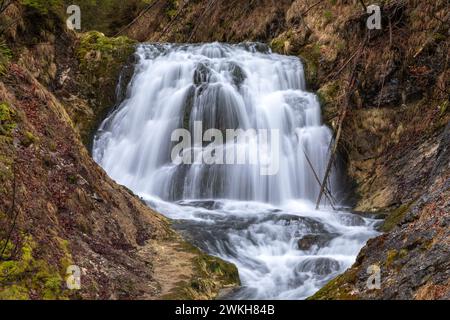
[433,33,447,43]
[167,9,178,18]
[398,249,408,259]
[0,285,29,300]
[20,0,62,15]
[308,268,359,300]
[270,38,285,54]
[49,141,57,152]
[166,0,179,18]
[76,31,136,144]
[78,32,136,59]
[42,273,64,300]
[299,44,322,87]
[56,237,73,274]
[0,40,12,76]
[381,202,412,232]
[386,249,398,267]
[162,241,240,299]
[0,236,69,300]
[0,102,16,136]
[439,100,448,117]
[193,252,240,287]
[317,81,341,109]
[67,174,77,184]
[323,10,333,24]
[0,238,15,260]
[21,131,38,147]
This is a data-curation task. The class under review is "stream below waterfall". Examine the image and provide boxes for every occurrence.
[93,42,379,299]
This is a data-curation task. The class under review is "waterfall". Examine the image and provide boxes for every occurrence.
[93,43,378,299]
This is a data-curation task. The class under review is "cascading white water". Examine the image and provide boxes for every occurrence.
[93,43,378,299]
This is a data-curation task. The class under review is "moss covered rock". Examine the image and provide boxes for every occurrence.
[0,102,16,136]
[0,40,12,76]
[308,268,359,300]
[75,31,137,145]
[381,202,413,232]
[160,240,240,300]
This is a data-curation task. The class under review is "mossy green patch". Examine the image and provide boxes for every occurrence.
[323,10,333,24]
[270,38,286,54]
[0,40,12,76]
[308,268,359,300]
[317,81,340,107]
[76,31,136,145]
[77,31,136,61]
[0,284,29,299]
[162,241,240,300]
[299,44,322,88]
[21,131,38,147]
[381,202,412,232]
[0,235,70,300]
[317,81,342,124]
[398,248,408,259]
[20,0,63,15]
[439,100,448,117]
[386,249,398,267]
[56,237,73,274]
[166,0,179,18]
[0,102,16,136]
[66,174,77,184]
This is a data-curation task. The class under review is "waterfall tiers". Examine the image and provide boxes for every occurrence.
[93,42,378,299]
[94,42,336,205]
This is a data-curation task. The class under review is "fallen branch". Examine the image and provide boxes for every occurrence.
[299,0,325,17]
[316,110,346,209]
[326,37,366,82]
[302,148,336,210]
[158,0,190,42]
[316,61,359,210]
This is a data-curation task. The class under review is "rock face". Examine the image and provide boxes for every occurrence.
[121,0,449,299]
[0,4,239,299]
[297,234,335,251]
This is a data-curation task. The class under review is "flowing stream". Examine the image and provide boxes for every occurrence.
[93,43,378,299]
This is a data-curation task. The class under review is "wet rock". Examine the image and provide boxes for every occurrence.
[338,214,367,226]
[193,62,211,85]
[296,258,341,276]
[181,85,195,130]
[297,233,337,251]
[228,62,246,88]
